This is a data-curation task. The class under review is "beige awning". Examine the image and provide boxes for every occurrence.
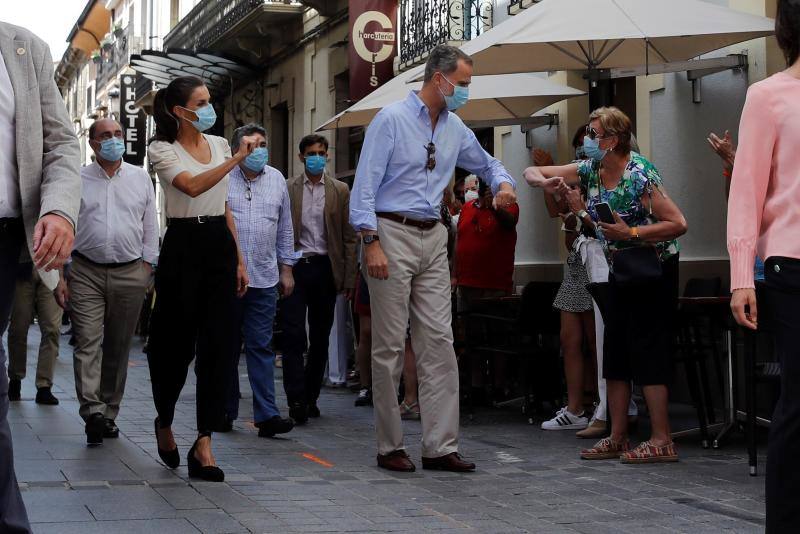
[67,0,112,55]
[414,0,774,77]
[317,65,584,131]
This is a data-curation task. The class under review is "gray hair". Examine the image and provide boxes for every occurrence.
[231,123,267,150]
[423,45,473,82]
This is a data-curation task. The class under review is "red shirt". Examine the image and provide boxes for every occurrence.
[456,200,518,292]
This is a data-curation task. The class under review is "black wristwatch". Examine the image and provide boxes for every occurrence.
[362,234,380,245]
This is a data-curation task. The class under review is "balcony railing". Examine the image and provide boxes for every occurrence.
[507,0,541,15]
[96,25,143,89]
[399,0,493,70]
[163,0,303,51]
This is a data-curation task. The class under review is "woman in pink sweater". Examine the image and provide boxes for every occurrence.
[727,1,800,531]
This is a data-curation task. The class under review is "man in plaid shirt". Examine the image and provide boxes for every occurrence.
[224,123,299,437]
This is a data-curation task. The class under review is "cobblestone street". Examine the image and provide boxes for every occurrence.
[8,331,766,533]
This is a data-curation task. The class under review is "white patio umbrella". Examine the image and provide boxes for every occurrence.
[413,0,774,77]
[317,65,584,131]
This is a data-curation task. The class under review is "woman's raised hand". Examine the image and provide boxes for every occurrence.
[234,135,258,159]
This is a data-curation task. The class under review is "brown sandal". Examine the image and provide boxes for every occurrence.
[620,440,679,464]
[580,437,629,460]
[400,401,420,420]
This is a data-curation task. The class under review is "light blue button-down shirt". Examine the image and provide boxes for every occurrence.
[350,90,516,231]
[228,164,299,289]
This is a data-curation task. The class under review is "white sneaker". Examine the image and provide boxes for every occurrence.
[541,407,589,430]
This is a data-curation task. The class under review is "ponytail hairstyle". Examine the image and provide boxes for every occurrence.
[775,0,800,67]
[149,76,206,144]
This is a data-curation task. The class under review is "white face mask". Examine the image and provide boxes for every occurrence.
[465,190,479,203]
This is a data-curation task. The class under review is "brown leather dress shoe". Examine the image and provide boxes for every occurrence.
[421,452,476,472]
[377,450,416,472]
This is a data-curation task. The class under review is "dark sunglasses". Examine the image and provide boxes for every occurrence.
[425,142,436,171]
[585,125,612,141]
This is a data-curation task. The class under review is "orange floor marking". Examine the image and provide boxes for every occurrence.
[301,453,334,468]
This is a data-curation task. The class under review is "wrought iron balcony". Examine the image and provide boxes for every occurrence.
[507,0,541,16]
[163,0,304,59]
[96,25,143,90]
[399,0,493,71]
[298,0,338,16]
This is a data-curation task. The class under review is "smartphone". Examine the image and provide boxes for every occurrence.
[595,202,615,224]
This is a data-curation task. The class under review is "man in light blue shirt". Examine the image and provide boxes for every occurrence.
[225,124,298,438]
[350,45,517,473]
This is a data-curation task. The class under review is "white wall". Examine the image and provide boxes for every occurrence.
[492,2,563,266]
[498,122,563,266]
[650,66,748,262]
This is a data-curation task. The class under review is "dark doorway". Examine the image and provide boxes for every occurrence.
[270,102,289,179]
[611,76,637,135]
[333,71,363,188]
[588,76,637,132]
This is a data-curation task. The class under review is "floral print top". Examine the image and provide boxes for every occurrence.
[577,152,679,261]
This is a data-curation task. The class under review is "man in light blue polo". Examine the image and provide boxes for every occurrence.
[350,44,517,473]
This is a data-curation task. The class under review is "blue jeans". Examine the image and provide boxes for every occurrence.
[227,286,280,424]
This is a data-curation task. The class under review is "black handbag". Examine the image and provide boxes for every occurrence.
[611,245,662,285]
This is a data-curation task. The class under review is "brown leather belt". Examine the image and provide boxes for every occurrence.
[73,251,141,269]
[377,212,438,230]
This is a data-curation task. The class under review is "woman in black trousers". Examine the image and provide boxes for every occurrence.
[728,2,800,531]
[146,76,254,481]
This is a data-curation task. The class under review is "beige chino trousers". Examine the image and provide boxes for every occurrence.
[69,256,149,421]
[366,218,459,458]
[7,267,63,388]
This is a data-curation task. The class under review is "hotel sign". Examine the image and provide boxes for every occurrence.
[119,74,146,166]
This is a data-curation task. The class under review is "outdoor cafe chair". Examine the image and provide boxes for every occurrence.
[459,281,561,424]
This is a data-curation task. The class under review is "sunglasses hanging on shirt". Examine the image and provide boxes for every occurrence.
[425,142,436,171]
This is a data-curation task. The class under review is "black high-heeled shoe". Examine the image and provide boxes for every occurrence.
[187,434,224,482]
[154,418,180,469]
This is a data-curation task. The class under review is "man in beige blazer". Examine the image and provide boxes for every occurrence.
[280,134,356,424]
[0,21,81,533]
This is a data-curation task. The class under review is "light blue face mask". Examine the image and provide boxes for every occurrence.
[439,73,469,111]
[305,154,326,175]
[244,147,269,173]
[97,137,125,162]
[582,135,608,162]
[179,104,217,132]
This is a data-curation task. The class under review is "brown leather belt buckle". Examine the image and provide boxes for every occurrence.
[377,212,438,230]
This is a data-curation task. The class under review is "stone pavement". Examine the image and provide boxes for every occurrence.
[6,329,766,533]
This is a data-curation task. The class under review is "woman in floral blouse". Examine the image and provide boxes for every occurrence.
[524,107,688,463]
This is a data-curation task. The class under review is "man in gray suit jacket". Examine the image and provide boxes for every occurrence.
[0,22,81,533]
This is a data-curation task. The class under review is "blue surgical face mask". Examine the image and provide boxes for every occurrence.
[582,136,608,162]
[439,73,469,111]
[244,147,268,173]
[179,104,217,132]
[97,137,125,162]
[304,154,326,175]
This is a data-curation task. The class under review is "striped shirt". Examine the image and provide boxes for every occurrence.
[228,164,299,288]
